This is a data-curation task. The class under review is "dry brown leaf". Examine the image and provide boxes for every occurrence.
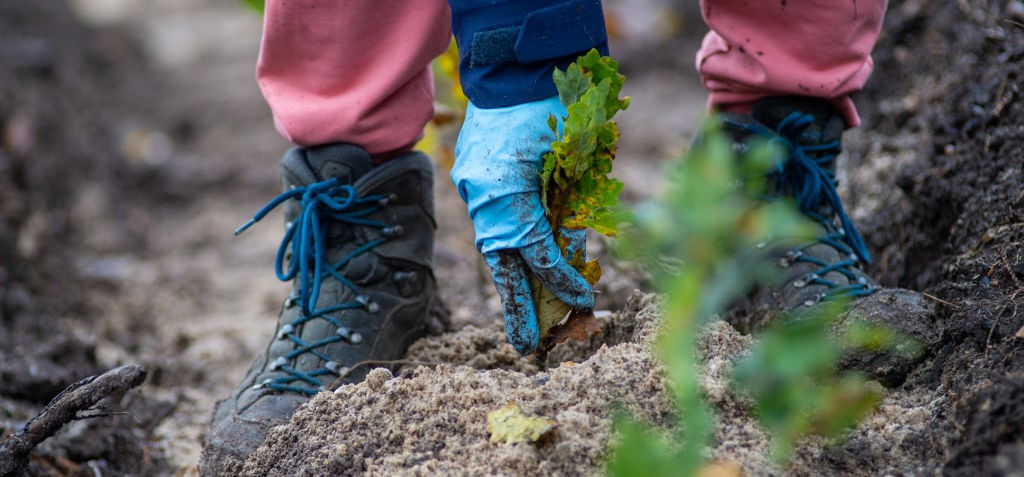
[540,310,602,351]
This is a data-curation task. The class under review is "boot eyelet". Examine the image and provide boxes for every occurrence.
[252,378,273,390]
[793,274,817,288]
[326,361,351,375]
[803,293,827,307]
[277,324,295,339]
[270,357,288,370]
[283,295,299,309]
[780,250,802,267]
[393,271,420,285]
[379,193,399,206]
[382,225,404,238]
[356,295,379,313]
[336,327,363,344]
[325,360,347,375]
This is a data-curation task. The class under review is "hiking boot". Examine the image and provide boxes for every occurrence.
[200,144,448,474]
[719,97,940,387]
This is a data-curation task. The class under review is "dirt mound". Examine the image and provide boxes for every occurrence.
[242,292,674,476]
[244,290,955,476]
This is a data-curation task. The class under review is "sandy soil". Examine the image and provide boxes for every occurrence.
[4,0,1024,475]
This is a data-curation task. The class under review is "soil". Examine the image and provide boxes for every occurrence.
[2,0,1023,476]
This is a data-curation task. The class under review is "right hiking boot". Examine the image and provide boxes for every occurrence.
[200,144,448,475]
[718,97,941,387]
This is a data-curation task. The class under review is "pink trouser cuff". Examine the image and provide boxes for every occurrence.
[257,0,451,155]
[697,0,888,129]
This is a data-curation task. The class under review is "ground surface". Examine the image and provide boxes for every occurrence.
[1,0,1022,475]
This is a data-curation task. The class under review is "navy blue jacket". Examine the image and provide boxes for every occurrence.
[448,0,609,108]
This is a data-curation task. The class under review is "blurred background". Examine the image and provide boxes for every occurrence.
[0,0,708,473]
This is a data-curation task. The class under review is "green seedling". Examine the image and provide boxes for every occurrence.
[608,120,891,474]
[533,49,630,352]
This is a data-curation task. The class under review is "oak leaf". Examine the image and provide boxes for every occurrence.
[487,403,556,444]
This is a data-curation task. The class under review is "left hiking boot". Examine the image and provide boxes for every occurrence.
[200,144,448,475]
[720,96,940,387]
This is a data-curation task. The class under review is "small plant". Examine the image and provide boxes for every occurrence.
[533,49,630,352]
[608,120,889,474]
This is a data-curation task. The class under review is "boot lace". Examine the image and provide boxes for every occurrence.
[236,178,397,395]
[727,111,877,304]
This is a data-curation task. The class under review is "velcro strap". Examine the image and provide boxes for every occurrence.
[471,27,519,66]
[470,0,607,67]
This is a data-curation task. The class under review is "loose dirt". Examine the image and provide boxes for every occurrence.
[3,0,1024,475]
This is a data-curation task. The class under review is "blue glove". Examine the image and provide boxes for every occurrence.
[452,96,595,354]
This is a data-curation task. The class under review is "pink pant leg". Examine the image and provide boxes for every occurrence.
[696,0,888,127]
[257,0,451,156]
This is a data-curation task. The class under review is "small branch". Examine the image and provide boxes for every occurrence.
[921,292,961,310]
[0,365,147,476]
[73,411,134,422]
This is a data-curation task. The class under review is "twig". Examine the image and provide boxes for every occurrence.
[921,292,961,309]
[0,365,147,476]
[73,411,134,422]
[1005,18,1024,30]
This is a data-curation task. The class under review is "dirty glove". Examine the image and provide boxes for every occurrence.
[452,96,595,355]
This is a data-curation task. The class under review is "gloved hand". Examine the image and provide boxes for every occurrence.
[452,96,595,355]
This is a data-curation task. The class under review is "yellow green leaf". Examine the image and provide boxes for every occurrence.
[487,403,556,444]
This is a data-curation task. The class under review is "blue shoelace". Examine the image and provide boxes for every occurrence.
[727,111,877,304]
[236,178,396,394]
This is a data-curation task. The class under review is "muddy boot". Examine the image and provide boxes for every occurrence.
[199,144,448,475]
[720,97,940,387]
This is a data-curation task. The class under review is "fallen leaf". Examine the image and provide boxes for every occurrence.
[533,276,573,343]
[487,403,556,444]
[531,50,626,352]
[541,310,602,351]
